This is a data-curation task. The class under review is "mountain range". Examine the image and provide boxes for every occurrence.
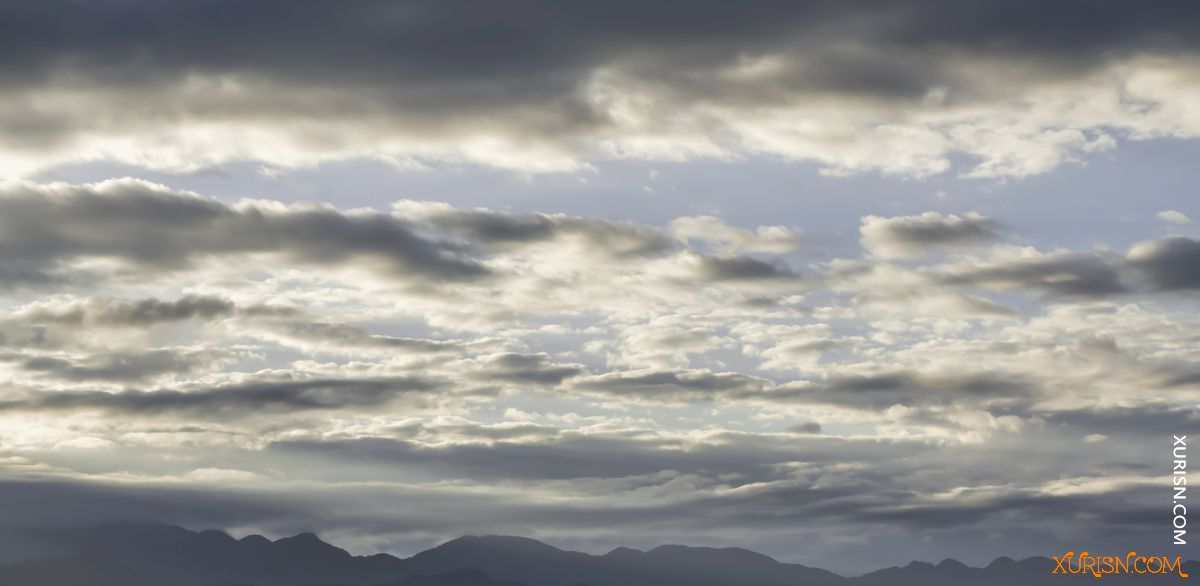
[0,523,1191,585]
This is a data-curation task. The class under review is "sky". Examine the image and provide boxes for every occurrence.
[0,0,1198,574]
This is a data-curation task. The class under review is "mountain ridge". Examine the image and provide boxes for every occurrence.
[0,522,1193,586]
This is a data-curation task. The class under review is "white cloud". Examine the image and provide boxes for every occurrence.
[669,216,801,254]
[1157,209,1191,224]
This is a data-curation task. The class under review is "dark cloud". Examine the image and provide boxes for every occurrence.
[421,211,560,245]
[572,368,1032,409]
[405,206,675,257]
[0,376,441,417]
[273,436,708,481]
[15,348,226,383]
[22,295,236,326]
[824,371,1027,398]
[1164,371,1200,388]
[937,253,1128,297]
[860,212,1002,258]
[908,235,1200,300]
[4,1,1197,100]
[0,180,487,286]
[10,296,466,358]
[573,370,770,402]
[0,258,73,289]
[772,370,1032,410]
[477,353,585,386]
[2,1,1198,175]
[423,421,562,443]
[1127,236,1200,291]
[269,431,923,482]
[1042,405,1200,436]
[694,255,800,282]
[788,422,823,434]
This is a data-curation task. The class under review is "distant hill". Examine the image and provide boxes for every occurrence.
[0,522,1193,585]
[0,551,169,586]
[388,569,525,586]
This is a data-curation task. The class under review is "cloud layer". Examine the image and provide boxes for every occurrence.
[2,1,1200,176]
[1,2,1199,572]
[0,181,1197,571]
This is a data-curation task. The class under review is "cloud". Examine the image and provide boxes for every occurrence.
[18,296,237,327]
[731,322,845,372]
[594,319,732,370]
[687,253,800,282]
[269,434,781,481]
[828,260,1018,317]
[1157,209,1192,224]
[1127,236,1200,291]
[787,370,1033,410]
[261,321,466,356]
[266,422,933,485]
[475,353,586,386]
[0,376,441,418]
[860,212,1002,259]
[669,216,801,254]
[788,422,822,434]
[395,201,673,257]
[12,348,230,383]
[0,179,487,288]
[1,1,1199,176]
[572,369,770,403]
[936,250,1128,297]
[0,176,1198,570]
[1043,405,1200,438]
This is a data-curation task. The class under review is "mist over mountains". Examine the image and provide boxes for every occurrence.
[0,523,1190,586]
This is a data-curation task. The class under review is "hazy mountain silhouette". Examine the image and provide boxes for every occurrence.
[387,569,524,586]
[0,523,1194,585]
[0,551,169,586]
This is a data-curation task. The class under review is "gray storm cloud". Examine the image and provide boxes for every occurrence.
[0,376,443,417]
[0,179,488,287]
[0,0,1199,176]
[860,212,1003,259]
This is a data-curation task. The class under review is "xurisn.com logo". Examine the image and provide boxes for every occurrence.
[1174,434,1188,546]
[1050,552,1190,579]
[1049,435,1191,580]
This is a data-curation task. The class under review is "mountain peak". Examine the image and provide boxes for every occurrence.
[197,529,235,542]
[270,531,352,558]
[12,523,1198,586]
[604,546,643,558]
[430,534,565,556]
[935,558,968,569]
[239,533,272,546]
[277,531,322,543]
[646,544,779,566]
